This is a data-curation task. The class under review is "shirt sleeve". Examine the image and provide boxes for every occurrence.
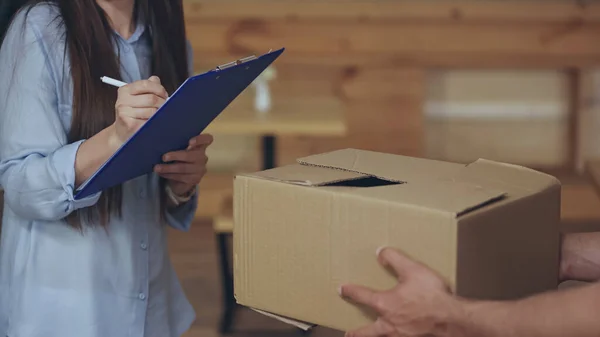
[0,10,101,222]
[163,40,199,231]
[165,185,199,232]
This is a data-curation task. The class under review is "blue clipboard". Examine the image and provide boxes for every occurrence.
[74,48,285,200]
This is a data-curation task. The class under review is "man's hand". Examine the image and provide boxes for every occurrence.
[560,232,600,282]
[340,247,466,337]
[154,133,213,197]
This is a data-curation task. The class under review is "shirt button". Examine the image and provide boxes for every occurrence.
[139,188,146,198]
[140,241,147,250]
[138,293,146,301]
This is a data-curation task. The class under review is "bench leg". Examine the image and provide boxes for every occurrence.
[217,232,236,334]
[216,136,276,334]
[262,135,276,169]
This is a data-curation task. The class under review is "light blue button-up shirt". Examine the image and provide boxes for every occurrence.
[0,4,198,337]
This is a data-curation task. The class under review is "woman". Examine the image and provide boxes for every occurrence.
[0,0,211,336]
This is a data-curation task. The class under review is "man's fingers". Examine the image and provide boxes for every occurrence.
[345,319,394,337]
[340,284,386,314]
[377,247,422,280]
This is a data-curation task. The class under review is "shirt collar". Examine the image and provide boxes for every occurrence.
[126,20,145,44]
[113,16,146,44]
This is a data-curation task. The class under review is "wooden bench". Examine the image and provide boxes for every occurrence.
[213,212,233,234]
[586,160,600,197]
[195,172,234,219]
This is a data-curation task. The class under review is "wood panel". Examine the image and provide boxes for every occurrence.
[196,51,600,70]
[277,68,425,164]
[196,54,424,161]
[562,183,600,220]
[575,69,600,172]
[184,1,600,23]
[184,0,600,171]
[187,20,600,66]
[426,119,569,168]
[195,61,420,105]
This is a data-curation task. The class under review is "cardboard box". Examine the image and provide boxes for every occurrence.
[233,148,561,331]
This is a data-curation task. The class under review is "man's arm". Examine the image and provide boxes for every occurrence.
[460,232,600,337]
[560,232,600,282]
[462,281,600,337]
[340,246,600,337]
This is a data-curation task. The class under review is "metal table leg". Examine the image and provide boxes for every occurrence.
[262,135,276,169]
[217,232,235,334]
[217,135,277,334]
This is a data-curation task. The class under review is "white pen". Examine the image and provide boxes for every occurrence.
[100,76,127,88]
[100,76,171,100]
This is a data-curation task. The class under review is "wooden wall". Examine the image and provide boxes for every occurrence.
[184,1,600,171]
[425,69,571,168]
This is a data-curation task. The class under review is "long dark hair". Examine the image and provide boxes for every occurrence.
[0,0,189,229]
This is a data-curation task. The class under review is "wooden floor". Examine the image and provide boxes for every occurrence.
[169,219,343,337]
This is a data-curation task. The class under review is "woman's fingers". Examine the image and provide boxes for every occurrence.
[119,77,168,99]
[155,163,200,175]
[157,173,200,184]
[118,93,166,109]
[118,107,158,120]
[188,133,214,148]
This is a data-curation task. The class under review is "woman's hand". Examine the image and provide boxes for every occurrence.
[112,75,168,146]
[154,133,214,198]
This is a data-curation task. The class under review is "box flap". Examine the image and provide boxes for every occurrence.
[297,148,463,183]
[250,308,315,331]
[242,162,371,186]
[455,158,560,194]
[241,150,508,216]
[347,180,506,217]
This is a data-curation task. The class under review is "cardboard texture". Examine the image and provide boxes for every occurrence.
[233,148,561,332]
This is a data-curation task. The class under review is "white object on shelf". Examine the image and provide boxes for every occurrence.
[251,66,277,117]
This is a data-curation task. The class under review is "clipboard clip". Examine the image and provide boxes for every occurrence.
[216,55,258,71]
